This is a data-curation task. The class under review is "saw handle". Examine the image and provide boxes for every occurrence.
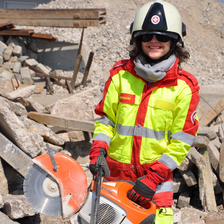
[46,144,58,171]
[90,167,103,224]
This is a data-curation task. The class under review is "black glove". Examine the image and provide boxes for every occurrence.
[128,176,155,208]
[89,148,110,177]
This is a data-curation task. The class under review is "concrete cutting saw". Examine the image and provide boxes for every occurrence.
[22,148,156,223]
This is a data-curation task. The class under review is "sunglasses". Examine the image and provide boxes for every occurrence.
[141,34,171,43]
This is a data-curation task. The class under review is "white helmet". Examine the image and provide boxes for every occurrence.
[131,0,186,43]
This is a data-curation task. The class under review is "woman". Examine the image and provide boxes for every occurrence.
[89,0,200,223]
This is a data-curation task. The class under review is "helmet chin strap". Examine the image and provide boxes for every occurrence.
[142,39,178,64]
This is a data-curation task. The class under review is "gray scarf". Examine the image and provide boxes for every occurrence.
[134,54,176,83]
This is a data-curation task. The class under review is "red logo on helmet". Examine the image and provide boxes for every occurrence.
[151,15,160,24]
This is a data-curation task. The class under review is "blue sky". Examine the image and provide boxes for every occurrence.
[218,0,224,3]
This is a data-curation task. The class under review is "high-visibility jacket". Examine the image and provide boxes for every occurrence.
[92,57,200,182]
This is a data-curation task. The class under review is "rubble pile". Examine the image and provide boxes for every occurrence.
[0,2,223,223]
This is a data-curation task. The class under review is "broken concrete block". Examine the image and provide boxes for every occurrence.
[0,159,8,196]
[219,142,224,183]
[0,194,3,209]
[0,69,14,80]
[13,61,21,73]
[9,56,18,63]
[68,130,91,142]
[24,96,46,113]
[193,135,210,148]
[0,96,27,117]
[20,67,33,85]
[207,141,220,173]
[56,132,70,142]
[0,103,43,158]
[211,137,221,149]
[12,45,22,57]
[36,63,51,74]
[6,36,20,47]
[1,85,36,101]
[0,41,7,54]
[51,86,101,120]
[4,61,14,69]
[0,210,20,224]
[198,147,218,212]
[3,45,13,61]
[0,55,3,66]
[26,40,38,53]
[19,55,29,65]
[173,177,190,193]
[187,147,206,171]
[177,157,190,171]
[3,194,37,219]
[24,58,38,67]
[198,127,217,140]
[179,170,197,187]
[177,191,191,208]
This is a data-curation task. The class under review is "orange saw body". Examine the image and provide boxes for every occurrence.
[24,152,156,223]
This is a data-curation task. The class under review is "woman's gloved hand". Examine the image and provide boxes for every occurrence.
[128,160,171,207]
[127,176,155,208]
[89,147,110,177]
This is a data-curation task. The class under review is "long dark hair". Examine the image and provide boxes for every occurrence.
[128,36,190,67]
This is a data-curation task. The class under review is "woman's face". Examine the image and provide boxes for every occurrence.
[141,35,171,60]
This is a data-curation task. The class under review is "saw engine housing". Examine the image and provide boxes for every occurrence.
[78,181,156,224]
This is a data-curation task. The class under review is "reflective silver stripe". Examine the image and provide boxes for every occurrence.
[92,133,111,146]
[98,116,115,128]
[172,131,195,146]
[155,181,173,194]
[158,154,178,171]
[116,123,165,140]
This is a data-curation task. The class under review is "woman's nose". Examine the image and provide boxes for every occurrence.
[151,35,158,42]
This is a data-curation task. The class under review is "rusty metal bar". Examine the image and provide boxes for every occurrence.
[82,51,94,87]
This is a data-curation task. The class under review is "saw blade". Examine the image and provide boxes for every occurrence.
[23,163,62,217]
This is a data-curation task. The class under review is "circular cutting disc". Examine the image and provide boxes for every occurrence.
[23,164,62,217]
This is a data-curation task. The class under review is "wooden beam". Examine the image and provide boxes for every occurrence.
[0,8,106,28]
[28,112,95,133]
[200,100,224,126]
[0,22,15,30]
[0,29,34,36]
[0,29,57,41]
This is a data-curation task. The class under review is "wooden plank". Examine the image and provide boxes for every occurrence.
[28,112,95,133]
[200,100,224,126]
[0,29,34,36]
[0,22,15,30]
[0,8,106,28]
[0,29,56,41]
[0,8,106,19]
[0,18,104,28]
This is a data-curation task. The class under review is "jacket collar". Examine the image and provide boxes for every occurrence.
[126,58,179,88]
